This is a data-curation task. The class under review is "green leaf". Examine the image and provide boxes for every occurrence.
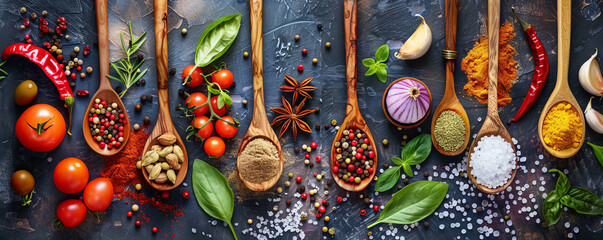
[549,169,570,195]
[378,63,388,69]
[587,142,603,168]
[376,67,387,83]
[402,163,413,177]
[362,58,376,67]
[401,134,432,165]
[560,187,603,215]
[207,85,221,95]
[374,44,389,63]
[391,157,403,166]
[220,92,233,106]
[195,14,242,67]
[365,65,378,76]
[368,181,448,228]
[375,166,401,192]
[542,190,563,227]
[192,159,238,239]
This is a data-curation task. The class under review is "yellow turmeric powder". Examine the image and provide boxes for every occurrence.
[542,102,583,150]
[461,21,518,107]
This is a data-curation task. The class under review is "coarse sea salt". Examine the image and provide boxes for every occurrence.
[469,135,516,189]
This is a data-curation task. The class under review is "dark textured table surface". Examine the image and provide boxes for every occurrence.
[0,0,602,239]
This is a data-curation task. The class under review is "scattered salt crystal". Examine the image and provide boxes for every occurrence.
[565,222,570,228]
[47,157,53,162]
[477,117,482,122]
[542,167,548,172]
[538,154,544,159]
[568,233,573,238]
[535,160,539,165]
[573,227,579,233]
[192,228,197,233]
[439,224,445,230]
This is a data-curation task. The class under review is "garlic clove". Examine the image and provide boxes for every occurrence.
[395,15,432,60]
[578,49,603,96]
[584,97,603,134]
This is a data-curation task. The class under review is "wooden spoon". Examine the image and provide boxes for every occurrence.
[236,0,284,192]
[466,0,517,194]
[537,0,585,158]
[430,0,470,156]
[82,0,130,156]
[329,0,378,192]
[140,0,189,191]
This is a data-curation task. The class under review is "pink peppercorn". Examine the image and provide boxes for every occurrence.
[301,193,307,199]
[318,206,325,213]
[297,64,303,72]
[296,176,302,183]
[310,142,317,149]
[332,166,339,172]
[315,156,321,162]
[305,153,310,159]
[373,205,379,212]
[302,49,307,55]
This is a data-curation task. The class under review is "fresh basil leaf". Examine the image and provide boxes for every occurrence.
[376,67,387,83]
[402,163,413,177]
[542,189,563,227]
[549,169,570,195]
[378,63,388,69]
[560,187,603,215]
[375,166,401,192]
[362,58,376,67]
[195,14,242,67]
[365,65,378,76]
[587,142,603,168]
[401,134,432,165]
[391,157,403,166]
[368,181,448,228]
[374,44,389,63]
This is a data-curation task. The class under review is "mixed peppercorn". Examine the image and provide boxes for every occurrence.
[87,98,126,149]
[333,128,375,184]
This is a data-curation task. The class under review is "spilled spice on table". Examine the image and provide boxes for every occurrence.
[461,21,518,107]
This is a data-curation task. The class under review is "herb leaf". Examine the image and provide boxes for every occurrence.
[401,134,432,165]
[106,22,148,97]
[368,181,448,228]
[402,163,413,177]
[362,58,375,67]
[548,169,570,195]
[376,67,387,83]
[374,166,401,192]
[374,44,389,62]
[363,44,389,83]
[195,14,242,67]
[587,142,603,168]
[560,187,603,215]
[542,189,563,227]
[391,157,403,166]
[365,65,378,76]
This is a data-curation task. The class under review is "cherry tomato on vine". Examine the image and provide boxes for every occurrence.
[211,69,233,89]
[182,65,204,87]
[210,96,229,116]
[191,115,213,139]
[53,157,89,194]
[204,136,225,158]
[16,104,66,152]
[56,199,87,228]
[185,92,209,116]
[215,116,238,139]
[83,178,114,211]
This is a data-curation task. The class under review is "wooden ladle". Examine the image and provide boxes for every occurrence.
[236,0,284,192]
[82,0,130,156]
[430,0,470,156]
[329,0,378,192]
[537,0,585,158]
[140,0,189,191]
[466,0,517,194]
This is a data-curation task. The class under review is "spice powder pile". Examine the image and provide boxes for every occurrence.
[434,110,465,152]
[542,102,583,150]
[238,138,280,184]
[461,21,518,107]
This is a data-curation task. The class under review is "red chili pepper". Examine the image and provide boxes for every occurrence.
[2,43,75,135]
[511,8,549,122]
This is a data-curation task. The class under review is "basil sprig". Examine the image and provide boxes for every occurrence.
[586,142,603,168]
[543,169,603,227]
[195,14,242,67]
[362,44,389,83]
[192,159,238,240]
[368,181,448,228]
[375,134,432,192]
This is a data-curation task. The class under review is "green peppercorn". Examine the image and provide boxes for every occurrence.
[382,139,389,145]
[328,228,335,235]
[181,28,187,35]
[243,52,249,58]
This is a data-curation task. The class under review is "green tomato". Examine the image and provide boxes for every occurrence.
[14,80,38,106]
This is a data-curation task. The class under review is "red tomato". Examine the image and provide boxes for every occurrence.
[210,96,229,116]
[215,116,238,138]
[204,136,225,157]
[186,92,209,116]
[191,115,213,139]
[53,157,89,194]
[15,104,66,152]
[211,69,234,89]
[182,65,204,87]
[83,178,114,211]
[56,199,87,228]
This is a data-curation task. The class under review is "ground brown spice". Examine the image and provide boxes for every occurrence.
[238,138,280,184]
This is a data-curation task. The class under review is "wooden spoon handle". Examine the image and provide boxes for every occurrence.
[487,0,500,115]
[95,0,111,90]
[443,0,458,95]
[154,0,171,124]
[557,0,571,87]
[344,0,358,115]
[249,0,268,126]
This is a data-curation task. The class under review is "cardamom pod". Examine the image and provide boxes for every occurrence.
[145,164,154,175]
[151,144,162,152]
[149,164,162,180]
[142,151,159,166]
[155,172,168,184]
[158,145,173,157]
[166,153,181,170]
[173,145,185,163]
[136,160,142,169]
[161,162,170,170]
[166,169,176,184]
[158,133,177,145]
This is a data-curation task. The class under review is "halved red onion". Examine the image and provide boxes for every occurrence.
[385,78,430,124]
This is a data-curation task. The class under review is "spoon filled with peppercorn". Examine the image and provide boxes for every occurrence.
[537,0,585,159]
[329,0,378,192]
[82,0,130,156]
[466,0,517,194]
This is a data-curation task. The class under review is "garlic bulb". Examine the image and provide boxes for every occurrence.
[395,15,432,60]
[578,49,603,96]
[584,97,603,134]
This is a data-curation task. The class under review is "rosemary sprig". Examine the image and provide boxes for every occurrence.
[106,22,148,97]
[0,60,8,80]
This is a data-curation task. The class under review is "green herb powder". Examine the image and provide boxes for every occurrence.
[434,110,465,152]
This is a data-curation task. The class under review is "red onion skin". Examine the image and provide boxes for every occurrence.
[386,78,430,124]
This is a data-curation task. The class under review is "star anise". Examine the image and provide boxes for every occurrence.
[270,96,315,141]
[279,74,316,105]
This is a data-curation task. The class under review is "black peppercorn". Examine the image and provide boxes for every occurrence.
[314,107,319,113]
[465,204,470,210]
[397,185,403,190]
[309,163,314,168]
[115,86,122,93]
[143,116,151,125]
[315,123,321,130]
[423,171,429,177]
[324,184,329,190]
[136,80,141,85]
[141,79,146,84]
[146,95,153,102]
[137,54,143,60]
[324,124,329,129]
[294,147,300,153]
[286,199,291,205]
[327,180,332,186]
[383,163,389,168]
[135,104,142,111]
[364,198,371,205]
[317,24,323,30]
[70,52,77,58]
[141,95,147,102]
[70,81,75,87]
[423,221,429,228]
[403,178,409,184]
[476,206,483,213]
[169,67,176,75]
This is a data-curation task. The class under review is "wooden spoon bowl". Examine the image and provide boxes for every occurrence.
[139,0,188,191]
[236,0,283,192]
[382,77,432,129]
[537,0,585,158]
[83,0,130,156]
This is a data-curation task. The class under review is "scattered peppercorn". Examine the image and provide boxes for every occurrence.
[19,25,26,30]
[20,7,26,14]
[133,123,140,131]
[294,147,300,153]
[169,68,176,75]
[324,124,330,129]
[403,178,409,184]
[322,227,328,232]
[297,64,304,72]
[286,199,291,205]
[465,204,470,209]
[476,206,483,213]
[294,35,300,40]
[141,95,147,102]
[300,214,306,221]
[141,79,146,85]
[373,205,380,212]
[146,95,153,102]
[364,198,371,205]
[302,49,307,55]
[181,28,187,35]
[397,184,403,190]
[296,176,302,183]
[317,24,323,30]
[70,81,76,88]
[30,12,37,20]
[135,104,142,112]
[315,123,321,130]
[115,86,123,93]
[324,216,330,222]
[135,220,141,226]
[242,99,248,105]
[135,183,142,190]
[182,192,190,199]
[382,139,389,145]
[152,227,158,233]
[312,58,318,64]
[247,219,253,224]
[74,46,80,53]
[132,204,139,212]
[243,51,249,58]
[424,221,430,228]
[423,171,429,177]
[325,42,331,48]
[127,211,133,217]
[328,228,335,235]
[143,116,151,125]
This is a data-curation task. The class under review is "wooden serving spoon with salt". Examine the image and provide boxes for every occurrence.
[329,0,378,192]
[140,0,189,191]
[537,0,585,158]
[466,0,517,194]
[82,0,130,156]
[236,0,284,192]
[430,0,470,156]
